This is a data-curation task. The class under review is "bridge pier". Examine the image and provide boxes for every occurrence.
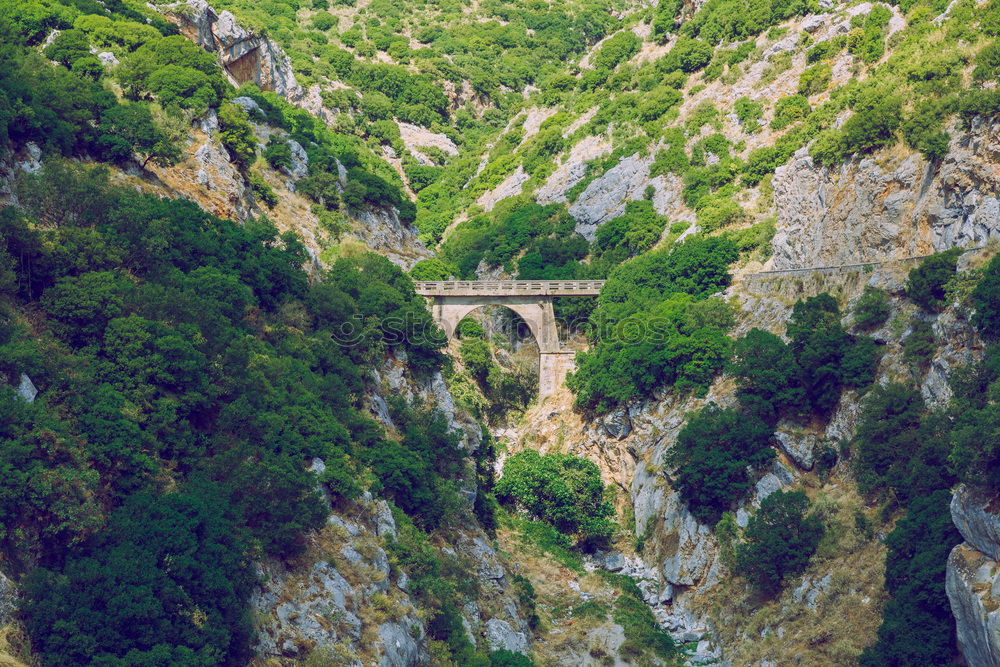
[539,351,576,398]
[415,281,604,400]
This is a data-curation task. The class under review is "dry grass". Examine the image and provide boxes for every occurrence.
[703,481,887,666]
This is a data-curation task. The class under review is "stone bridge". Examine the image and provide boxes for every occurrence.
[414,280,604,397]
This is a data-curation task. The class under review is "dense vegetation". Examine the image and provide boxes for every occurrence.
[569,236,738,411]
[8,0,1000,660]
[0,161,482,663]
[495,450,616,551]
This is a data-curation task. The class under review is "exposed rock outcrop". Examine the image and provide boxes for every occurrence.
[159,0,302,100]
[772,118,1000,270]
[947,541,1000,667]
[952,484,1000,562]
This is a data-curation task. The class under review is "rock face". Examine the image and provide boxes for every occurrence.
[774,429,815,471]
[946,484,1000,667]
[952,484,1000,561]
[569,152,655,240]
[483,618,530,655]
[771,118,1000,269]
[161,0,302,101]
[947,542,1000,667]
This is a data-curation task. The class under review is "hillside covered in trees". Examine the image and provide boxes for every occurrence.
[4,0,1000,663]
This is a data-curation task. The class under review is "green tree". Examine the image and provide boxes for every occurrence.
[852,285,891,330]
[23,488,255,666]
[94,103,180,168]
[41,271,133,347]
[729,328,806,423]
[906,247,962,312]
[734,490,823,594]
[666,404,774,523]
[973,253,1000,339]
[43,28,90,67]
[860,490,960,667]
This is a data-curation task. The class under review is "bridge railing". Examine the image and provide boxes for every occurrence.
[414,280,605,296]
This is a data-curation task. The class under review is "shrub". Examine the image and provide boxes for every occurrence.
[840,97,902,156]
[852,285,891,330]
[44,29,90,67]
[798,63,832,96]
[902,318,936,373]
[665,404,774,523]
[248,171,277,208]
[734,490,823,594]
[263,136,294,171]
[311,11,336,31]
[659,36,714,73]
[734,96,763,132]
[906,247,962,312]
[409,258,454,281]
[771,94,810,130]
[591,31,641,70]
[495,450,616,550]
[973,253,1000,339]
[696,196,743,231]
[218,102,256,170]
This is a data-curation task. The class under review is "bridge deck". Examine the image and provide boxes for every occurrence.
[414,280,605,297]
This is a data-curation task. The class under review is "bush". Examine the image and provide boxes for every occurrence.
[495,450,616,550]
[696,197,743,231]
[973,253,1000,339]
[218,102,256,170]
[902,318,935,373]
[734,490,823,594]
[311,11,336,31]
[409,258,454,281]
[906,247,962,312]
[263,136,294,171]
[798,63,831,96]
[852,285,891,330]
[591,31,641,70]
[771,94,810,130]
[665,404,774,523]
[659,36,714,73]
[248,171,277,208]
[734,96,763,132]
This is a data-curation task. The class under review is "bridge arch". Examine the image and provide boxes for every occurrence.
[414,281,605,397]
[436,297,559,353]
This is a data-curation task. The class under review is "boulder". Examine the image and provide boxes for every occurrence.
[379,618,425,667]
[774,430,815,471]
[483,618,529,655]
[17,373,37,403]
[602,407,632,440]
[952,484,1000,561]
